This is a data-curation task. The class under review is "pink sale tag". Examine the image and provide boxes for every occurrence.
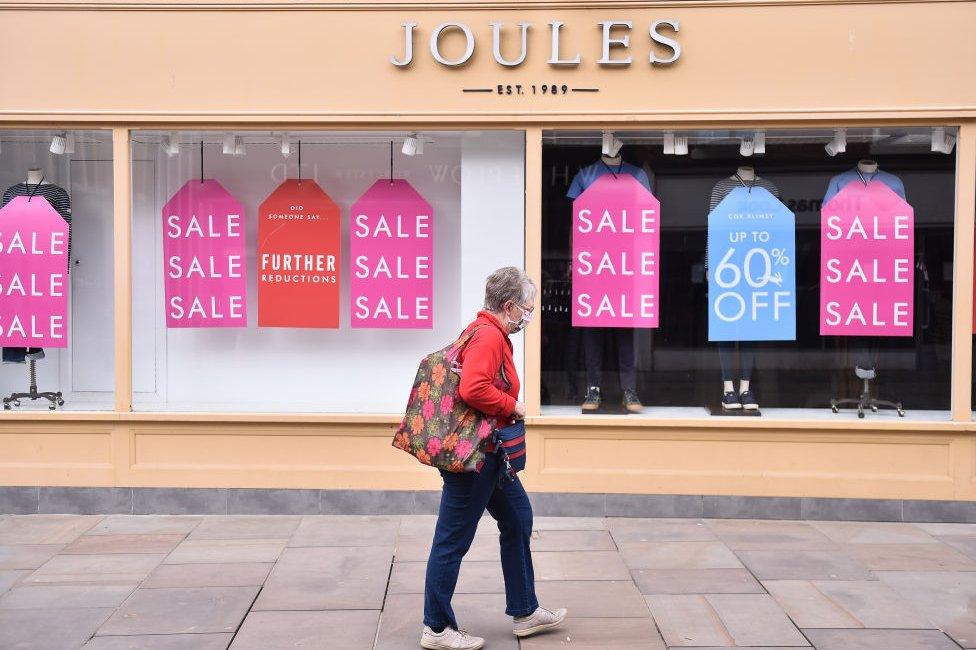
[0,196,69,347]
[571,174,661,328]
[820,181,914,336]
[162,180,248,328]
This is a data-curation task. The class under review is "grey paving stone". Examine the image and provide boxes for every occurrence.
[706,519,836,550]
[706,594,808,646]
[230,610,380,649]
[0,607,114,649]
[321,489,416,515]
[939,536,976,562]
[133,488,227,515]
[0,584,135,609]
[0,569,27,594]
[289,515,400,547]
[394,533,499,562]
[619,541,743,570]
[0,515,101,544]
[520,617,666,649]
[23,553,166,585]
[97,586,259,636]
[605,494,703,518]
[903,500,976,524]
[142,562,272,589]
[703,496,801,520]
[253,545,393,610]
[531,493,606,517]
[633,569,763,595]
[801,498,904,522]
[62,534,185,555]
[85,516,202,536]
[411,491,442,515]
[187,516,301,540]
[164,539,286,564]
[608,518,716,544]
[533,517,607,531]
[763,580,863,629]
[814,580,935,629]
[877,571,976,647]
[841,543,976,571]
[38,488,131,515]
[387,561,503,595]
[534,551,632,581]
[0,487,38,514]
[534,580,650,618]
[735,549,873,580]
[915,523,976,537]
[375,592,518,650]
[0,544,64,570]
[802,629,960,650]
[645,594,734,647]
[531,529,615,551]
[396,515,497,538]
[84,634,233,649]
[811,521,939,545]
[226,489,320,515]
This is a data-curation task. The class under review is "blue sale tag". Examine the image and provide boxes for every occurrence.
[707,187,796,342]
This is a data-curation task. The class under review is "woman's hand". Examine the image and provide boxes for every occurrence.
[513,401,526,420]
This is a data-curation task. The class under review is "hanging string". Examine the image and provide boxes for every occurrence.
[199,141,204,183]
[389,140,394,184]
[297,140,302,183]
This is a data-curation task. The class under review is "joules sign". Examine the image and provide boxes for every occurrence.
[391,20,681,68]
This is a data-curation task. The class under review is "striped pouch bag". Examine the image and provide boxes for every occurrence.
[494,421,527,480]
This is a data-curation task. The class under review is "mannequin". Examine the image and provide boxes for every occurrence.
[707,167,781,411]
[823,159,905,204]
[858,159,879,174]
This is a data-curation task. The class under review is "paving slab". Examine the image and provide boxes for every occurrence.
[619,541,743,570]
[633,568,764,595]
[187,516,301,540]
[0,584,135,609]
[519,617,666,649]
[0,544,64,570]
[230,610,380,649]
[0,569,27,594]
[253,545,393,610]
[531,529,616,552]
[396,515,497,537]
[735,549,873,580]
[0,515,102,544]
[375,592,518,650]
[915,523,976,537]
[645,594,734,647]
[23,553,166,585]
[62,534,185,555]
[388,560,504,594]
[935,536,976,562]
[705,594,809,646]
[142,562,273,589]
[707,519,836,550]
[608,518,716,543]
[534,517,608,531]
[164,538,286,564]
[97,586,259,636]
[84,634,233,649]
[802,628,960,650]
[814,579,935,629]
[289,515,400,547]
[842,542,976,571]
[533,551,632,581]
[811,521,940,545]
[84,516,202,536]
[534,580,650,618]
[877,571,976,648]
[0,607,114,650]
[763,580,863,629]
[395,533,499,562]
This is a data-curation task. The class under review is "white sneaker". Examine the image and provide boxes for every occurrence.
[513,606,568,638]
[420,626,485,650]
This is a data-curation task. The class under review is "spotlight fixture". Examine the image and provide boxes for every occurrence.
[753,131,766,155]
[64,133,76,155]
[601,130,623,157]
[162,133,180,157]
[222,135,245,156]
[280,133,291,158]
[663,132,675,155]
[49,134,67,155]
[673,136,689,156]
[931,127,957,154]
[825,128,847,157]
[402,133,423,156]
[739,137,755,157]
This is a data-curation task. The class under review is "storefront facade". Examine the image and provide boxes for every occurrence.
[1,0,976,513]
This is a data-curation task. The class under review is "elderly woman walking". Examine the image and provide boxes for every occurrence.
[419,267,566,650]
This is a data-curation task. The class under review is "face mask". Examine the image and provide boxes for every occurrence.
[507,303,533,333]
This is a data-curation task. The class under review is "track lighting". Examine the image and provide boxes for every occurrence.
[222,135,245,156]
[49,134,66,155]
[931,127,956,154]
[162,133,180,157]
[402,133,423,156]
[739,138,755,157]
[825,129,847,157]
[280,133,292,158]
[64,133,75,155]
[673,136,689,156]
[753,131,765,155]
[663,132,675,155]
[601,130,623,157]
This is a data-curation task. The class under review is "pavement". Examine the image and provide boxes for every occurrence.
[1,515,976,649]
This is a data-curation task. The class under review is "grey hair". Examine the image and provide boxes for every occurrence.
[484,266,537,312]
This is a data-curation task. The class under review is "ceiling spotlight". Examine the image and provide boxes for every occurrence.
[280,133,291,158]
[402,133,423,156]
[673,136,689,156]
[162,133,180,157]
[931,127,957,154]
[825,129,847,157]
[222,135,244,156]
[663,132,675,155]
[601,130,623,157]
[753,131,766,155]
[49,134,67,155]
[739,138,755,157]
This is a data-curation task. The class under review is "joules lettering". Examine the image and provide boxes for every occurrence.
[391,19,681,68]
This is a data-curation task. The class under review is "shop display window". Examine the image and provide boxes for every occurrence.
[0,129,115,411]
[131,130,525,412]
[541,127,958,420]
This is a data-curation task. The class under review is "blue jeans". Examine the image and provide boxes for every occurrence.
[423,451,538,630]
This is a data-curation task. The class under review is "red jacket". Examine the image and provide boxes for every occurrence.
[457,311,520,421]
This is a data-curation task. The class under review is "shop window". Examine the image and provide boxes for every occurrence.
[0,129,115,411]
[131,130,525,412]
[542,128,957,420]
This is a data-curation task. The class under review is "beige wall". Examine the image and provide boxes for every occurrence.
[1,0,976,499]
